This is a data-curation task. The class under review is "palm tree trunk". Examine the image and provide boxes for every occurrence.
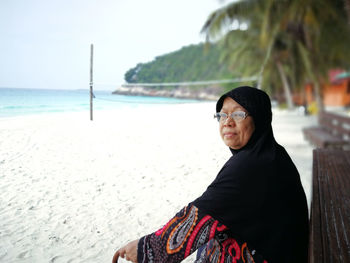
[344,0,350,26]
[276,60,294,109]
[313,80,324,113]
[257,35,275,89]
[296,36,325,113]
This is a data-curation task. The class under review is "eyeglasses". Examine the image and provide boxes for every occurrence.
[214,111,250,123]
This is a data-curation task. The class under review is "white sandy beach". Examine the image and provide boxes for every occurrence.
[0,102,316,263]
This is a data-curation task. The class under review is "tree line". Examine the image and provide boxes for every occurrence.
[124,43,241,91]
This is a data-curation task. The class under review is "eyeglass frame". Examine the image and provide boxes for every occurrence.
[214,111,250,123]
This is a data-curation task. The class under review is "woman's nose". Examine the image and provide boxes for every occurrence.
[223,116,235,126]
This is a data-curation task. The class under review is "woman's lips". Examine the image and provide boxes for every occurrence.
[224,132,236,138]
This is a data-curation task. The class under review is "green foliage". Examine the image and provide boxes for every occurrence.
[201,0,350,110]
[123,43,235,90]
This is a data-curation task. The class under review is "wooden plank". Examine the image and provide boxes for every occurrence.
[304,129,344,148]
[310,149,324,262]
[319,112,350,139]
[317,150,332,262]
[303,111,350,149]
[323,151,342,262]
[330,151,350,262]
[310,149,350,263]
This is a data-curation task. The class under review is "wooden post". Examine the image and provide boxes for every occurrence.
[90,44,94,121]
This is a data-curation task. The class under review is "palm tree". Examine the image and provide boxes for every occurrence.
[203,0,296,108]
[202,0,350,111]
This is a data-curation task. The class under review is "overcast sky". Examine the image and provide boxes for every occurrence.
[0,0,227,90]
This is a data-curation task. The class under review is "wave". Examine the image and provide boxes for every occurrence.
[1,105,51,110]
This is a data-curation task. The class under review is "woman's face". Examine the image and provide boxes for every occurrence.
[219,97,255,150]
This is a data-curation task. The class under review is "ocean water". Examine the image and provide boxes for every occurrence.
[0,87,198,118]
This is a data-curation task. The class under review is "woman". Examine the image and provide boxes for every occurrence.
[112,86,309,263]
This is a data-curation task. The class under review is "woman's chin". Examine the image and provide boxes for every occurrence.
[224,140,238,149]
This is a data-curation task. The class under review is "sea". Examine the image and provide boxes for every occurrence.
[0,87,199,118]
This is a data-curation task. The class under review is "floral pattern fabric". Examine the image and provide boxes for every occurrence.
[137,205,267,263]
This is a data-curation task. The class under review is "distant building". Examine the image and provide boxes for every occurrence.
[295,69,350,107]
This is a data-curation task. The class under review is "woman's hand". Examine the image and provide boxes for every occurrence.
[112,239,139,263]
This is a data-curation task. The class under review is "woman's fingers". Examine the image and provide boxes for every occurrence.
[112,251,120,263]
[113,239,139,263]
[112,251,119,263]
[112,249,125,263]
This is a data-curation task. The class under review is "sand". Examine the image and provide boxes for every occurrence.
[0,102,316,263]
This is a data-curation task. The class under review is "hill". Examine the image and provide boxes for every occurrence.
[113,43,240,100]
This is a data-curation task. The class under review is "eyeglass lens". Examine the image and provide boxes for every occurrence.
[215,111,246,122]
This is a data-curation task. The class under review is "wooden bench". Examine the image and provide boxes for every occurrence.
[303,111,350,150]
[309,149,350,262]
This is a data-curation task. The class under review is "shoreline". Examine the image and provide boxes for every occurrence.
[112,86,221,101]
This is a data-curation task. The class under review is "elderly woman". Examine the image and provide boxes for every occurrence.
[112,86,309,263]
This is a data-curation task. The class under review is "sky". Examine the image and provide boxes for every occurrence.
[0,0,228,90]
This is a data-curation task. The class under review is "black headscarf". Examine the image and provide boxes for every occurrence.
[192,86,309,263]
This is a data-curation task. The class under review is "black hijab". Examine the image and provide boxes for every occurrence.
[192,86,309,263]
